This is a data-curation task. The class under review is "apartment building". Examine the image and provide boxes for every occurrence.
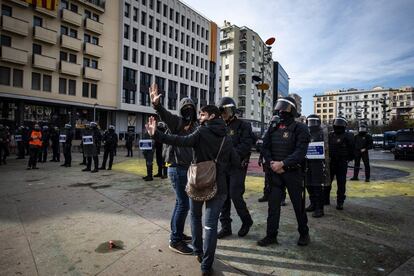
[0,0,119,131]
[389,86,414,120]
[219,21,273,132]
[313,92,337,123]
[273,61,289,107]
[116,0,220,135]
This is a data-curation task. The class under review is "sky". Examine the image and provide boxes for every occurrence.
[183,0,414,116]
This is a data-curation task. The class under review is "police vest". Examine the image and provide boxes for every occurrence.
[29,131,42,147]
[270,122,298,161]
[329,132,349,160]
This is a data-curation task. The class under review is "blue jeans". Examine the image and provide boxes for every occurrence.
[190,194,226,273]
[168,166,190,244]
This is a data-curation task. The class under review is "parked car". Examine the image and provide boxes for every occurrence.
[394,128,414,160]
[372,134,384,149]
[383,131,397,150]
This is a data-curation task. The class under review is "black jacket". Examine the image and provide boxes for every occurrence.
[227,117,255,163]
[154,103,198,167]
[354,133,373,152]
[153,118,239,196]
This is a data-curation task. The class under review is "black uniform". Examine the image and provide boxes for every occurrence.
[306,126,328,217]
[261,120,310,240]
[154,140,167,177]
[100,129,118,170]
[324,131,354,206]
[219,117,254,234]
[352,132,373,181]
[0,126,8,165]
[141,132,154,179]
[61,128,73,167]
[15,128,25,159]
[125,131,134,157]
[50,128,60,162]
[82,127,102,172]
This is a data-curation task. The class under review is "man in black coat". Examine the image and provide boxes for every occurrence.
[324,117,354,210]
[60,124,74,167]
[146,105,238,276]
[351,124,373,182]
[258,96,311,247]
[49,126,60,162]
[125,130,135,157]
[217,97,255,239]
[38,126,50,163]
[100,125,118,170]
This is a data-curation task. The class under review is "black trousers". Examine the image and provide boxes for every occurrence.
[324,159,348,204]
[86,156,99,170]
[126,144,133,157]
[143,150,154,176]
[266,170,308,238]
[101,148,115,169]
[263,167,287,202]
[28,147,39,168]
[353,151,370,180]
[17,142,25,158]
[51,142,60,161]
[38,145,48,162]
[306,186,324,210]
[63,145,71,165]
[219,166,252,229]
[0,143,7,164]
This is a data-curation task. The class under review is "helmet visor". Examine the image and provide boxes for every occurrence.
[307,118,321,127]
[274,99,295,113]
[333,117,348,127]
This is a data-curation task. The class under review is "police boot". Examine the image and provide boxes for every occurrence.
[336,202,344,210]
[91,156,99,173]
[305,203,315,212]
[161,167,168,179]
[238,218,253,237]
[257,236,278,247]
[154,167,162,177]
[144,165,153,181]
[258,195,268,202]
[297,233,310,246]
[312,208,324,218]
[217,227,232,239]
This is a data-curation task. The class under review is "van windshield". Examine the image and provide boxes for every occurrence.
[373,136,383,141]
[396,133,414,142]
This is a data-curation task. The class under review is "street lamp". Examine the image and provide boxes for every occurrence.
[253,37,275,136]
[93,103,98,122]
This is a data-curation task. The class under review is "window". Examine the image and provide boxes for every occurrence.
[123,46,129,60]
[124,24,130,39]
[175,12,179,24]
[155,38,160,51]
[141,11,146,25]
[140,52,145,66]
[69,53,77,63]
[169,8,173,20]
[1,5,12,16]
[156,19,160,32]
[156,1,161,13]
[162,59,166,72]
[0,66,10,85]
[13,69,23,87]
[43,75,51,92]
[162,23,167,35]
[31,72,41,90]
[33,16,43,27]
[33,43,42,55]
[133,7,138,21]
[69,28,77,38]
[0,35,11,47]
[163,4,167,17]
[69,3,78,13]
[59,78,66,94]
[124,3,130,17]
[91,60,98,69]
[141,31,146,45]
[155,57,160,70]
[132,49,137,63]
[148,54,152,68]
[91,83,97,99]
[133,28,138,42]
[149,15,153,29]
[140,72,152,106]
[68,79,76,95]
[82,82,89,97]
[148,35,153,48]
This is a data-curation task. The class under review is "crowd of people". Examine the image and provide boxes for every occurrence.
[0,83,374,275]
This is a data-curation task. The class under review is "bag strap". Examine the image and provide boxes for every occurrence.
[214,137,226,162]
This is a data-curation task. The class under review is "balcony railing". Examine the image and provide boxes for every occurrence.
[84,18,103,35]
[60,61,81,76]
[0,46,28,65]
[80,0,106,12]
[84,42,103,57]
[1,15,29,36]
[61,8,82,26]
[33,26,57,44]
[83,66,102,80]
[32,54,56,71]
[61,34,82,51]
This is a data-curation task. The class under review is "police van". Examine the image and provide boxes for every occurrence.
[372,134,384,149]
[394,128,414,160]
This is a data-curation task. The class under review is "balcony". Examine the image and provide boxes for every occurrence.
[220,33,233,42]
[33,26,57,45]
[0,46,28,65]
[84,18,103,35]
[61,34,82,51]
[83,67,102,80]
[84,42,103,58]
[220,45,233,53]
[79,0,106,12]
[60,61,81,76]
[33,54,56,71]
[35,6,57,18]
[1,15,29,36]
[5,0,29,7]
[61,9,82,26]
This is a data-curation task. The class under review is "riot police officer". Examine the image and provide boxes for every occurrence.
[15,126,25,159]
[305,114,328,218]
[141,131,154,181]
[351,124,373,182]
[60,124,73,167]
[100,125,118,170]
[258,96,310,247]
[125,129,135,157]
[38,126,50,163]
[324,117,354,210]
[217,97,255,239]
[50,126,60,162]
[154,122,168,178]
[82,122,102,173]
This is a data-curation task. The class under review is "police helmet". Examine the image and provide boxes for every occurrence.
[108,125,115,130]
[306,114,321,128]
[42,125,49,130]
[90,122,98,128]
[274,96,298,117]
[218,97,237,116]
[157,121,167,131]
[359,124,368,133]
[85,123,91,129]
[65,123,71,129]
[332,117,348,127]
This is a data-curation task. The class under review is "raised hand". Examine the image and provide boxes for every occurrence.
[149,83,161,106]
[145,116,157,136]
